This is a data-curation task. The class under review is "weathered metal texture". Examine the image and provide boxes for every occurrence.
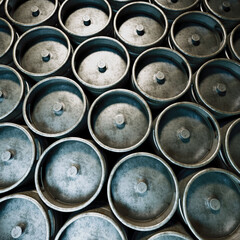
[107,152,178,231]
[192,58,240,119]
[179,168,240,240]
[0,65,27,122]
[59,0,112,45]
[226,23,240,61]
[55,205,128,240]
[5,0,58,33]
[201,0,240,33]
[35,137,106,212]
[13,26,72,82]
[23,76,88,138]
[152,102,221,168]
[0,17,16,65]
[132,47,192,109]
[72,36,130,96]
[151,0,200,23]
[0,191,60,239]
[169,11,226,71]
[114,2,168,59]
[88,89,152,152]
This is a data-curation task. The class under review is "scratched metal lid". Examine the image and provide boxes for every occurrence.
[59,0,112,44]
[23,77,88,138]
[170,11,226,70]
[227,23,240,61]
[88,89,152,152]
[72,36,130,96]
[193,58,240,119]
[35,137,106,212]
[0,17,16,65]
[5,0,58,32]
[0,192,50,240]
[114,2,168,57]
[107,152,179,231]
[0,65,25,122]
[180,168,240,239]
[0,123,36,194]
[133,232,192,240]
[132,47,192,109]
[153,102,220,168]
[13,26,71,81]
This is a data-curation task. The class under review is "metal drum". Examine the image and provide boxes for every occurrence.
[107,152,178,231]
[151,0,200,23]
[55,205,128,240]
[59,0,112,45]
[72,36,130,96]
[0,17,16,65]
[132,47,192,109]
[35,137,106,212]
[0,65,27,122]
[0,1,4,17]
[88,89,152,152]
[23,76,88,138]
[114,2,168,59]
[0,123,43,194]
[0,191,60,239]
[201,0,240,33]
[152,102,221,168]
[192,58,240,119]
[179,168,240,240]
[226,23,240,61]
[13,26,72,82]
[5,0,58,33]
[169,11,226,71]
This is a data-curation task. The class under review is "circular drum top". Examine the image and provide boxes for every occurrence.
[0,65,24,122]
[183,168,240,239]
[55,212,126,240]
[35,137,106,212]
[72,37,130,91]
[59,0,111,38]
[23,77,87,138]
[108,152,178,231]
[171,11,226,58]
[88,89,152,152]
[195,59,240,117]
[0,123,35,193]
[230,24,240,60]
[204,0,240,21]
[135,231,191,240]
[0,193,50,240]
[13,26,70,77]
[133,47,191,103]
[5,0,57,26]
[154,102,220,168]
[154,0,199,10]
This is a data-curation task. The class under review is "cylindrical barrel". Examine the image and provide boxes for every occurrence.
[179,168,240,240]
[59,0,112,45]
[72,36,130,96]
[114,2,168,59]
[169,11,226,71]
[0,191,60,239]
[55,205,127,240]
[13,26,72,82]
[192,58,240,119]
[88,89,152,152]
[132,47,192,109]
[23,76,88,138]
[152,102,221,168]
[151,0,200,23]
[35,137,106,212]
[0,17,16,65]
[201,0,240,33]
[108,152,179,231]
[226,23,240,61]
[0,65,27,122]
[5,0,58,33]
